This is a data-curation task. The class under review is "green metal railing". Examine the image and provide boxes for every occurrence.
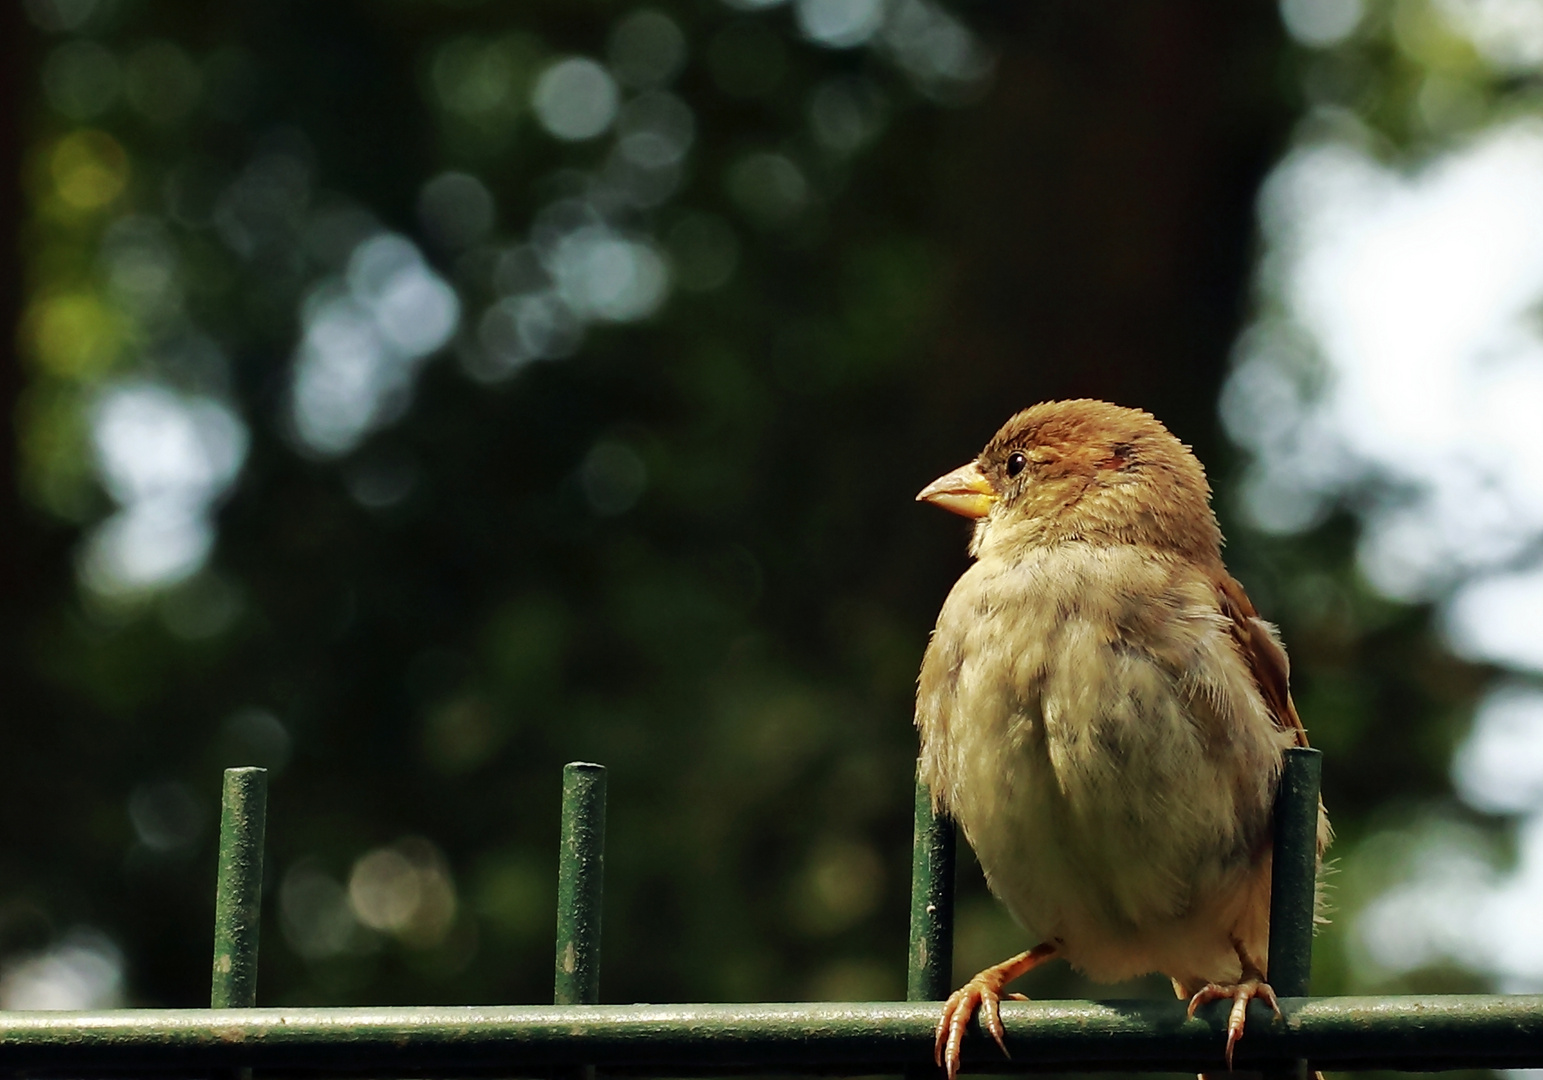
[1,747,1538,1075]
[210,766,267,1012]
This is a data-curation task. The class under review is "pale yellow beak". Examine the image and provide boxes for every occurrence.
[916,460,998,519]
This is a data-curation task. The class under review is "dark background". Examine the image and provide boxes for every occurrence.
[0,0,1490,1037]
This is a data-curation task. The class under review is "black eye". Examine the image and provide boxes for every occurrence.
[1006,452,1027,477]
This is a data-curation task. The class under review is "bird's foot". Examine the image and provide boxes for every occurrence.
[1185,976,1281,1069]
[934,943,1056,1080]
[935,979,1025,1078]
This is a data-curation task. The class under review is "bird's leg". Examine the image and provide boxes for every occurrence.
[935,942,1057,1080]
[1184,938,1282,1069]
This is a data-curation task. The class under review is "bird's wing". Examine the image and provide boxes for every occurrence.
[1215,572,1310,749]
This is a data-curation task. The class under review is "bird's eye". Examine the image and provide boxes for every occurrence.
[1006,452,1028,477]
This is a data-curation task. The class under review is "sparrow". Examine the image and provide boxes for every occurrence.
[914,400,1329,1079]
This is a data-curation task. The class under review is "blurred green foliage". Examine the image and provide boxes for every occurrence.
[1220,3,1543,1035]
[0,1,1509,1062]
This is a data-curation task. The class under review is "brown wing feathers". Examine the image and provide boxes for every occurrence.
[1216,574,1310,749]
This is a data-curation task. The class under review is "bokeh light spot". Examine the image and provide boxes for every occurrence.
[608,9,688,89]
[616,91,695,169]
[550,228,670,321]
[219,707,292,772]
[1434,0,1543,73]
[1453,683,1543,814]
[101,215,183,324]
[51,129,129,210]
[213,147,313,260]
[1443,565,1543,673]
[881,0,994,98]
[1227,123,1543,601]
[128,781,205,854]
[808,76,886,154]
[290,295,384,455]
[281,862,360,960]
[418,171,496,251]
[1280,0,1365,48]
[424,694,504,773]
[81,382,248,594]
[431,36,528,118]
[291,233,460,456]
[726,151,809,226]
[581,441,648,516]
[90,383,246,518]
[790,836,884,935]
[26,292,121,378]
[79,505,214,594]
[532,57,619,141]
[364,260,460,357]
[471,291,584,381]
[795,0,885,49]
[350,849,422,931]
[0,930,123,1010]
[348,839,458,948]
[492,244,551,296]
[344,445,422,510]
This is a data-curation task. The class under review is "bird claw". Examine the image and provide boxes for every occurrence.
[1186,978,1282,1069]
[934,945,1056,1079]
[935,977,1016,1080]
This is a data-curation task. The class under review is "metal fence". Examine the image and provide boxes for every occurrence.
[1,749,1538,1076]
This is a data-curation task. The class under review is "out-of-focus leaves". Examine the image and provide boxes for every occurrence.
[10,0,1461,1027]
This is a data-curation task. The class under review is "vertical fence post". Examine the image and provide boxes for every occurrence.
[211,767,267,1010]
[555,762,607,1007]
[1265,746,1322,1080]
[907,763,955,1003]
[907,761,955,1080]
[555,763,606,1080]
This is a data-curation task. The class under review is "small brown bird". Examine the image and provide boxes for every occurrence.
[915,400,1329,1079]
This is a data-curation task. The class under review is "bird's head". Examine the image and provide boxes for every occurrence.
[917,399,1222,561]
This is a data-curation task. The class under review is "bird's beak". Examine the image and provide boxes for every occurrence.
[916,461,998,519]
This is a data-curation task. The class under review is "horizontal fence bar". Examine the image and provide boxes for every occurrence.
[0,997,1541,1075]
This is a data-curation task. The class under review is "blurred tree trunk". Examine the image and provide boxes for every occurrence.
[930,0,1287,461]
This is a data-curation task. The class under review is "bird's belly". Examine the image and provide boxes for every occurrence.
[916,545,1297,984]
[941,651,1280,984]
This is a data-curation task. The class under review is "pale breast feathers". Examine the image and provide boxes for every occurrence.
[916,545,1293,953]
